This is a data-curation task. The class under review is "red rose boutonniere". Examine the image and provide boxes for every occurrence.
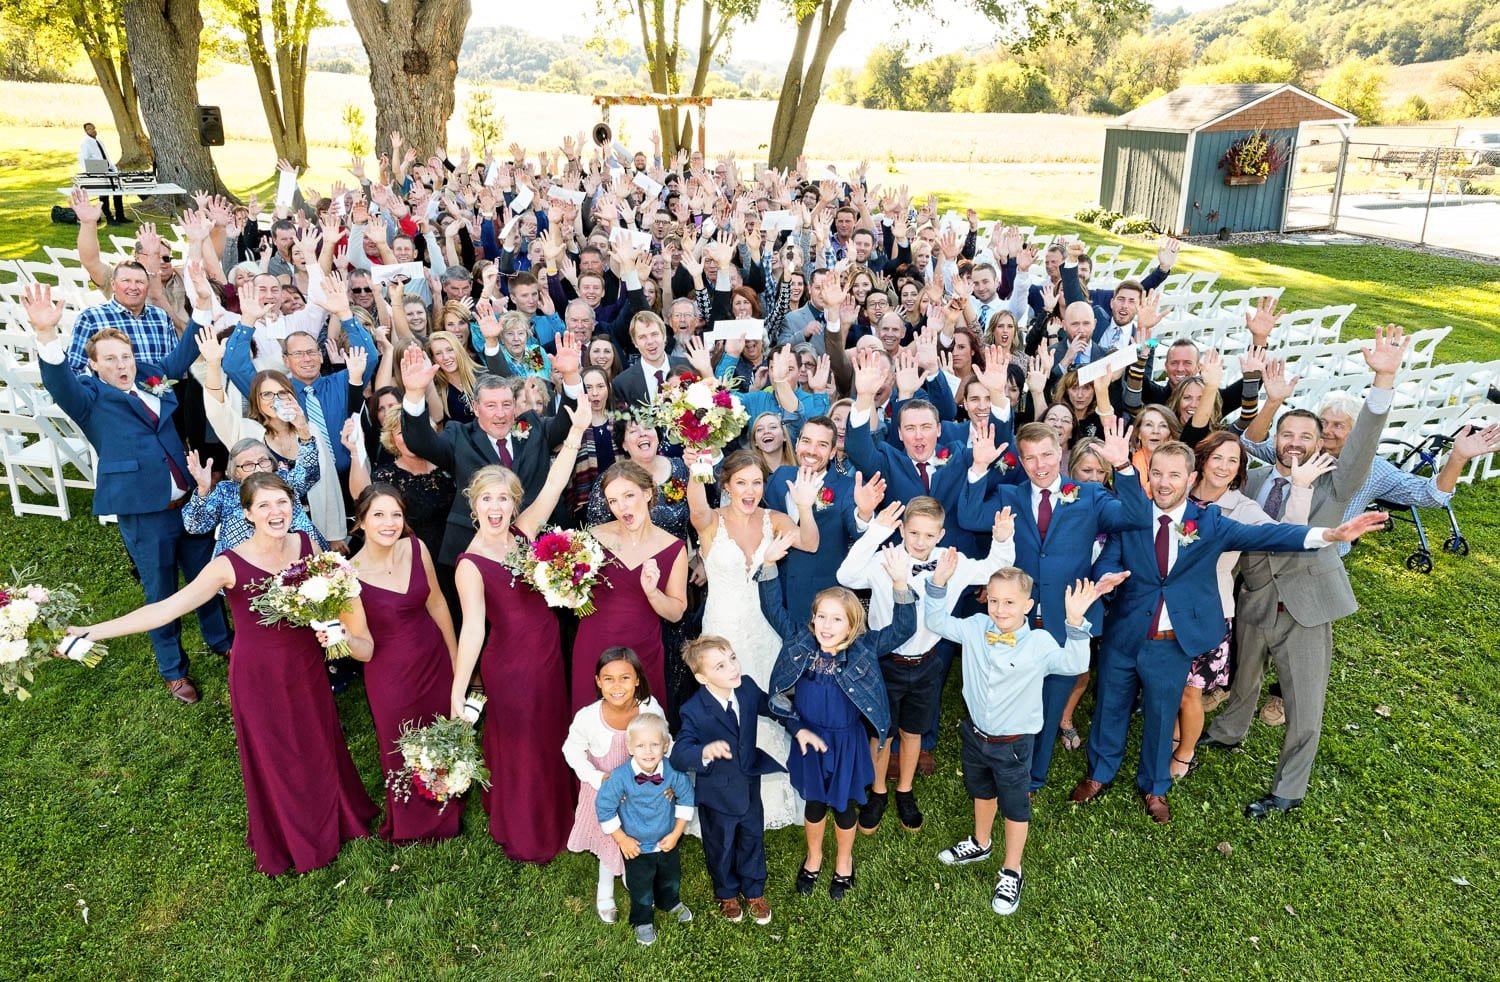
[815,487,835,511]
[1174,519,1199,545]
[513,419,533,441]
[1001,450,1019,469]
[930,447,952,468]
[1058,482,1080,504]
[141,375,175,397]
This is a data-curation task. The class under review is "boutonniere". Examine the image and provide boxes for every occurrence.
[1058,482,1080,504]
[513,419,533,441]
[1001,449,1019,470]
[1174,519,1199,545]
[663,476,687,503]
[140,375,175,397]
[930,447,952,468]
[814,487,835,511]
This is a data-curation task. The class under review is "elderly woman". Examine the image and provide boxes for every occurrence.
[494,310,553,379]
[183,437,322,555]
[586,416,691,540]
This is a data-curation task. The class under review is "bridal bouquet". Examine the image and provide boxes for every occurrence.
[0,574,107,701]
[386,716,491,812]
[249,552,363,659]
[641,371,749,482]
[508,527,607,615]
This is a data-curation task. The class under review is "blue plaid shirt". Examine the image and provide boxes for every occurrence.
[181,438,321,555]
[66,300,179,375]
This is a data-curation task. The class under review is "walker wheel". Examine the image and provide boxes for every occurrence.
[1443,535,1469,556]
[1405,552,1433,574]
[1381,516,1395,532]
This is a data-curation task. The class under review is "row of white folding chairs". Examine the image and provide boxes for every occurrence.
[1274,327,1451,379]
[0,328,97,520]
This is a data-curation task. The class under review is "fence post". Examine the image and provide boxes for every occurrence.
[1419,146,1439,246]
[1329,139,1350,230]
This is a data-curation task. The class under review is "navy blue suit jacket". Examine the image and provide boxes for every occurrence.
[958,468,1151,641]
[765,464,859,624]
[1093,500,1319,657]
[39,330,201,517]
[669,677,785,818]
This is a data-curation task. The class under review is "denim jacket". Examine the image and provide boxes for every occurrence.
[756,567,916,744]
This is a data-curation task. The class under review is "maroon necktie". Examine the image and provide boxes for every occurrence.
[130,391,188,491]
[916,461,930,493]
[634,772,664,786]
[653,369,665,387]
[496,436,513,468]
[1148,515,1171,636]
[1036,488,1053,538]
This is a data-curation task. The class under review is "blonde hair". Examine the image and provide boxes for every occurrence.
[809,586,867,650]
[987,566,1035,595]
[750,411,796,471]
[903,495,946,525]
[425,330,480,400]
[462,464,523,518]
[628,309,666,342]
[681,635,734,674]
[626,712,671,747]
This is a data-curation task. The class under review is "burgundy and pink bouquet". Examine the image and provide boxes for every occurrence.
[506,527,607,615]
[249,551,363,659]
[641,372,750,482]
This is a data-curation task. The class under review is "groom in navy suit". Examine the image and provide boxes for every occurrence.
[670,637,784,923]
[26,284,230,704]
[1074,441,1387,823]
[763,415,866,623]
[957,417,1151,791]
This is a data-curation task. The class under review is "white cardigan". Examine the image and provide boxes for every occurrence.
[562,696,665,790]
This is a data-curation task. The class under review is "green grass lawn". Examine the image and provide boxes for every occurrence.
[2,145,1499,979]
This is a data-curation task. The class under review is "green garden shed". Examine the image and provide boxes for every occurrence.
[1099,83,1356,236]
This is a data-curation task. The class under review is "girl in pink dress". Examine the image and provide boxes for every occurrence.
[562,648,664,924]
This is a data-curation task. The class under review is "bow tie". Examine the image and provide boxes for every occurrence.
[634,772,664,785]
[911,560,938,574]
[986,630,1017,646]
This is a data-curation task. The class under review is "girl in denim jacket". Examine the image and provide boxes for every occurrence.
[757,538,917,901]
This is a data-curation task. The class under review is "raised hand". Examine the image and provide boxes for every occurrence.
[787,467,825,512]
[1156,235,1181,272]
[851,347,883,401]
[563,401,590,434]
[19,284,64,340]
[852,470,886,517]
[872,498,905,529]
[1289,450,1338,488]
[1452,423,1500,462]
[1094,570,1130,595]
[991,505,1015,543]
[1324,510,1389,543]
[551,328,582,380]
[344,345,368,382]
[1199,348,1224,391]
[1361,323,1410,381]
[929,547,960,588]
[321,271,352,319]
[400,344,439,396]
[808,354,832,394]
[1238,344,1268,379]
[1261,357,1299,404]
[761,530,800,565]
[1245,295,1280,345]
[1137,289,1167,334]
[892,347,922,399]
[196,324,224,365]
[968,417,1003,473]
[879,543,910,592]
[1099,415,1133,469]
[69,187,103,225]
[185,449,213,495]
[1063,578,1100,626]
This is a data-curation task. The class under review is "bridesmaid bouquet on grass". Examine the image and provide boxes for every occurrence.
[641,371,749,482]
[507,527,607,615]
[386,716,491,812]
[249,552,363,659]
[0,573,106,701]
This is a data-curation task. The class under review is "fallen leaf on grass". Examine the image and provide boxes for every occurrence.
[1345,723,1360,731]
[1284,904,1297,917]
[1374,705,1391,718]
[1451,876,1470,887]
[335,878,346,889]
[1249,936,1260,951]
[76,899,89,925]
[389,863,400,873]
[1216,842,1233,857]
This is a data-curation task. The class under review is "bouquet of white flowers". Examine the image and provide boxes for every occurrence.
[385,716,490,812]
[639,371,750,482]
[0,573,106,701]
[248,551,362,659]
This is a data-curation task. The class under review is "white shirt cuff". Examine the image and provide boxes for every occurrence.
[1305,529,1330,549]
[623,269,642,290]
[849,407,871,428]
[672,804,694,820]
[37,338,67,364]
[599,817,622,835]
[402,395,426,415]
[1365,386,1393,415]
[191,307,215,326]
[563,380,582,400]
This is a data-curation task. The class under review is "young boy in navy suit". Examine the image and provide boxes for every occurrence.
[669,636,784,925]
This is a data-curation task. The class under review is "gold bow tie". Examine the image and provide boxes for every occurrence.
[986,631,1017,646]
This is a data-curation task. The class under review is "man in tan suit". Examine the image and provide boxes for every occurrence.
[1201,324,1409,819]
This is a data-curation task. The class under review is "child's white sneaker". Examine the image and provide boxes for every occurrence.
[938,835,992,866]
[991,867,1024,916]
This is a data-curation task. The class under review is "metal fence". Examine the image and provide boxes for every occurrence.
[1284,124,1500,257]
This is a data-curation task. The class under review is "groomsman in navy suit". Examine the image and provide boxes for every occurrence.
[25,282,231,705]
[957,416,1151,790]
[1073,441,1387,823]
[670,636,784,924]
[762,415,870,624]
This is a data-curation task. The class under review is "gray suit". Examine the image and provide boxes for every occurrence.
[780,305,828,356]
[1208,390,1391,799]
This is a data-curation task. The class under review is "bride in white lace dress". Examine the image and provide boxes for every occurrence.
[688,449,823,830]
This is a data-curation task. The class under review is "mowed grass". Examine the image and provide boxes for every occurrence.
[2,125,1499,978]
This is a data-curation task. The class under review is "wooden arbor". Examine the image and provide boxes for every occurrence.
[592,94,713,156]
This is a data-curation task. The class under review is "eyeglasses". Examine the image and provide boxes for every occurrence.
[258,389,294,399]
[234,458,276,473]
[350,286,374,295]
[285,349,321,359]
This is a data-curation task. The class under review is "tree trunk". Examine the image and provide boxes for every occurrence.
[239,8,295,165]
[767,0,851,171]
[76,4,153,169]
[347,0,471,160]
[122,0,230,200]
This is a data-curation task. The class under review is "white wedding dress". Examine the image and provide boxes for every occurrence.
[701,511,804,830]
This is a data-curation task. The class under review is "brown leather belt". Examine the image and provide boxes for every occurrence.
[888,652,930,665]
[166,495,188,511]
[969,722,1024,744]
[1149,630,1177,641]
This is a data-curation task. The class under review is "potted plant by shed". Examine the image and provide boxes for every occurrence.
[1219,130,1288,186]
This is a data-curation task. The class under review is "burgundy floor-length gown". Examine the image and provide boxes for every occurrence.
[569,538,685,712]
[460,548,573,863]
[223,533,377,875]
[360,537,461,843]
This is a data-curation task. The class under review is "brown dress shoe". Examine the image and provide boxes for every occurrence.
[165,677,200,704]
[744,896,772,925]
[716,897,743,922]
[1070,778,1109,803]
[917,751,936,777]
[1140,791,1171,824]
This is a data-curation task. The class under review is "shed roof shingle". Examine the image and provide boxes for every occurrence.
[1111,84,1353,133]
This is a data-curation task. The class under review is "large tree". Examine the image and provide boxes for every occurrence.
[215,0,330,169]
[123,0,229,197]
[765,0,1150,169]
[607,0,761,158]
[6,0,153,169]
[346,0,471,159]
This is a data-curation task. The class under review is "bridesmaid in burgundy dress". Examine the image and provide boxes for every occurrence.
[349,483,461,843]
[449,402,589,863]
[67,473,377,875]
[571,460,689,712]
